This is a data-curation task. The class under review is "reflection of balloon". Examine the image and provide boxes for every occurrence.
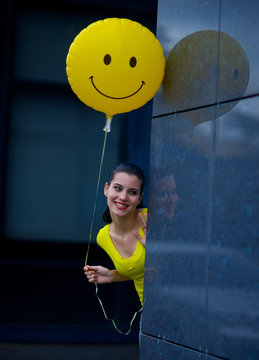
[66,18,165,121]
[163,30,250,125]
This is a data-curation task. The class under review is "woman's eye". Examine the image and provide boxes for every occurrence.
[129,190,138,195]
[160,191,169,199]
[114,186,121,191]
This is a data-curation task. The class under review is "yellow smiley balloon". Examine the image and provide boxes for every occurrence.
[66,18,165,120]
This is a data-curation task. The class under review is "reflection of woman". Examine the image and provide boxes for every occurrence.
[153,175,179,219]
[84,163,147,305]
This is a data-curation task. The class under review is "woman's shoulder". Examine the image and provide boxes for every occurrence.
[97,224,110,245]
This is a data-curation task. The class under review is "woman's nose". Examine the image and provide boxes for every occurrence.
[171,193,179,204]
[119,190,127,200]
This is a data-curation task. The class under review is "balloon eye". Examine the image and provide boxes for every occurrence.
[129,56,137,67]
[104,54,111,65]
[233,68,239,80]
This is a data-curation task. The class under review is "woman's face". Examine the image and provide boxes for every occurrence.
[104,172,143,219]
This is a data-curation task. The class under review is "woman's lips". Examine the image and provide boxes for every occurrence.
[114,201,128,210]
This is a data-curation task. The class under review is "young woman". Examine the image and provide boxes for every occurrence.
[84,163,147,305]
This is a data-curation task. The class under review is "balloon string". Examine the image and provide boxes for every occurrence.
[85,116,142,335]
[84,122,108,266]
[95,283,142,335]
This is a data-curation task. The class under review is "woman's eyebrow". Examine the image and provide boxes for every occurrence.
[113,183,139,191]
[113,182,122,186]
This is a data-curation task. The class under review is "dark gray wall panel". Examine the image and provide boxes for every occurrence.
[207,96,259,359]
[153,0,220,117]
[220,0,259,96]
[141,0,259,359]
[140,334,220,360]
[142,112,211,351]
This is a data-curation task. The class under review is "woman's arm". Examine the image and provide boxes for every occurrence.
[84,265,131,284]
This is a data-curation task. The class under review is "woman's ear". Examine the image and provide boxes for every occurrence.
[104,182,109,197]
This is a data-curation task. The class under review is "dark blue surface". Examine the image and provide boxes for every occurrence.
[141,0,259,359]
[140,335,220,360]
[142,113,210,351]
[207,97,259,359]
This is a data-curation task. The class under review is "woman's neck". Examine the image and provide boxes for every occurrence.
[110,210,138,235]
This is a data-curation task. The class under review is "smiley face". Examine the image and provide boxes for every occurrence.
[66,18,165,117]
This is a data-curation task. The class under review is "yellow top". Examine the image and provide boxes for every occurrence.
[97,208,147,305]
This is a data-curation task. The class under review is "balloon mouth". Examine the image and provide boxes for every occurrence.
[89,76,145,100]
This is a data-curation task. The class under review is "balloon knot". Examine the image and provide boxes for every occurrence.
[103,116,113,132]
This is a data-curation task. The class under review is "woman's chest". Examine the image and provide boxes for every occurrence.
[111,233,138,259]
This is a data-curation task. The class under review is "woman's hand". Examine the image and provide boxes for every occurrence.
[84,266,131,284]
[133,210,147,247]
[84,265,113,284]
